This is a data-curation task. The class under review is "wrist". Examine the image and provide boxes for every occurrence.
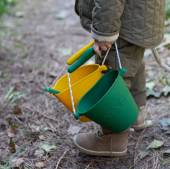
[91,31,119,43]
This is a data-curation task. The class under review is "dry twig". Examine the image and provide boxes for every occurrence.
[55,150,68,169]
[129,129,147,169]
[85,161,93,169]
[153,152,160,169]
[152,48,170,72]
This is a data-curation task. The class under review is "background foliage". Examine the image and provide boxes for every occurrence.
[166,0,170,19]
[0,0,16,16]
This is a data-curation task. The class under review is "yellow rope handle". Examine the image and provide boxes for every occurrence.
[67,40,95,65]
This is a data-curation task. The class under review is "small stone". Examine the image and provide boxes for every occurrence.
[39,135,46,140]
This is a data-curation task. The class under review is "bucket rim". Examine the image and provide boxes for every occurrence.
[77,70,123,116]
[51,64,104,95]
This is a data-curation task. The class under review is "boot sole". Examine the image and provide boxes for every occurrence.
[73,136,127,157]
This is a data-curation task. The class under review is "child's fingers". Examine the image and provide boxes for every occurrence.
[105,43,112,49]
[100,44,108,52]
[93,43,101,57]
[93,41,112,58]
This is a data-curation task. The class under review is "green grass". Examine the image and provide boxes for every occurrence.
[4,87,25,104]
[0,0,16,16]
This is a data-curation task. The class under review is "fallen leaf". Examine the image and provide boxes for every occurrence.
[15,11,24,18]
[34,149,45,158]
[55,11,68,20]
[146,88,161,98]
[162,157,170,165]
[68,125,81,135]
[147,140,164,150]
[162,86,170,96]
[35,162,45,168]
[163,149,170,157]
[146,80,158,98]
[11,158,24,168]
[159,118,170,131]
[139,150,150,159]
[146,81,155,90]
[39,135,46,140]
[47,71,57,78]
[165,130,170,135]
[159,74,169,86]
[0,165,10,169]
[40,143,57,153]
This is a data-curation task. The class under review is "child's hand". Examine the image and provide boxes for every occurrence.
[93,40,112,58]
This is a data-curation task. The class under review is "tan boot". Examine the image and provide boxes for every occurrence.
[133,106,152,131]
[73,129,128,157]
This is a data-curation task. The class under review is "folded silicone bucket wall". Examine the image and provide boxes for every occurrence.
[52,65,99,92]
[77,70,139,132]
[51,65,105,122]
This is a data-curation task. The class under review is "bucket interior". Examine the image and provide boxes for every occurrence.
[77,70,118,114]
[52,64,100,92]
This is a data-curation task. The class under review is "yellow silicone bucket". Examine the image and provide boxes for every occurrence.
[51,64,107,122]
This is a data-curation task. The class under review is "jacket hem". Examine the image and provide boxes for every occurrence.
[119,35,164,49]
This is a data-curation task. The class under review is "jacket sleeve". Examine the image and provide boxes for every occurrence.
[74,0,93,33]
[91,0,125,42]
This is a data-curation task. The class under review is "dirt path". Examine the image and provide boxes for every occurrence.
[0,0,170,168]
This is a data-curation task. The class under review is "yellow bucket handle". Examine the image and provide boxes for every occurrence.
[67,41,95,65]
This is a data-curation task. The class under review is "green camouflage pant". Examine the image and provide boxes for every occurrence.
[96,38,146,107]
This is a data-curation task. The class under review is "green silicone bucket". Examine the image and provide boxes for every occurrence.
[74,69,139,132]
[73,42,139,132]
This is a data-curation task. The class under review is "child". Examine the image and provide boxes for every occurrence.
[73,0,165,156]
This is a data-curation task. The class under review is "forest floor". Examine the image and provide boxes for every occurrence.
[0,0,170,169]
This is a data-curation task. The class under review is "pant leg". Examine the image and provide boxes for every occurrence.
[130,60,146,106]
[95,38,146,107]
